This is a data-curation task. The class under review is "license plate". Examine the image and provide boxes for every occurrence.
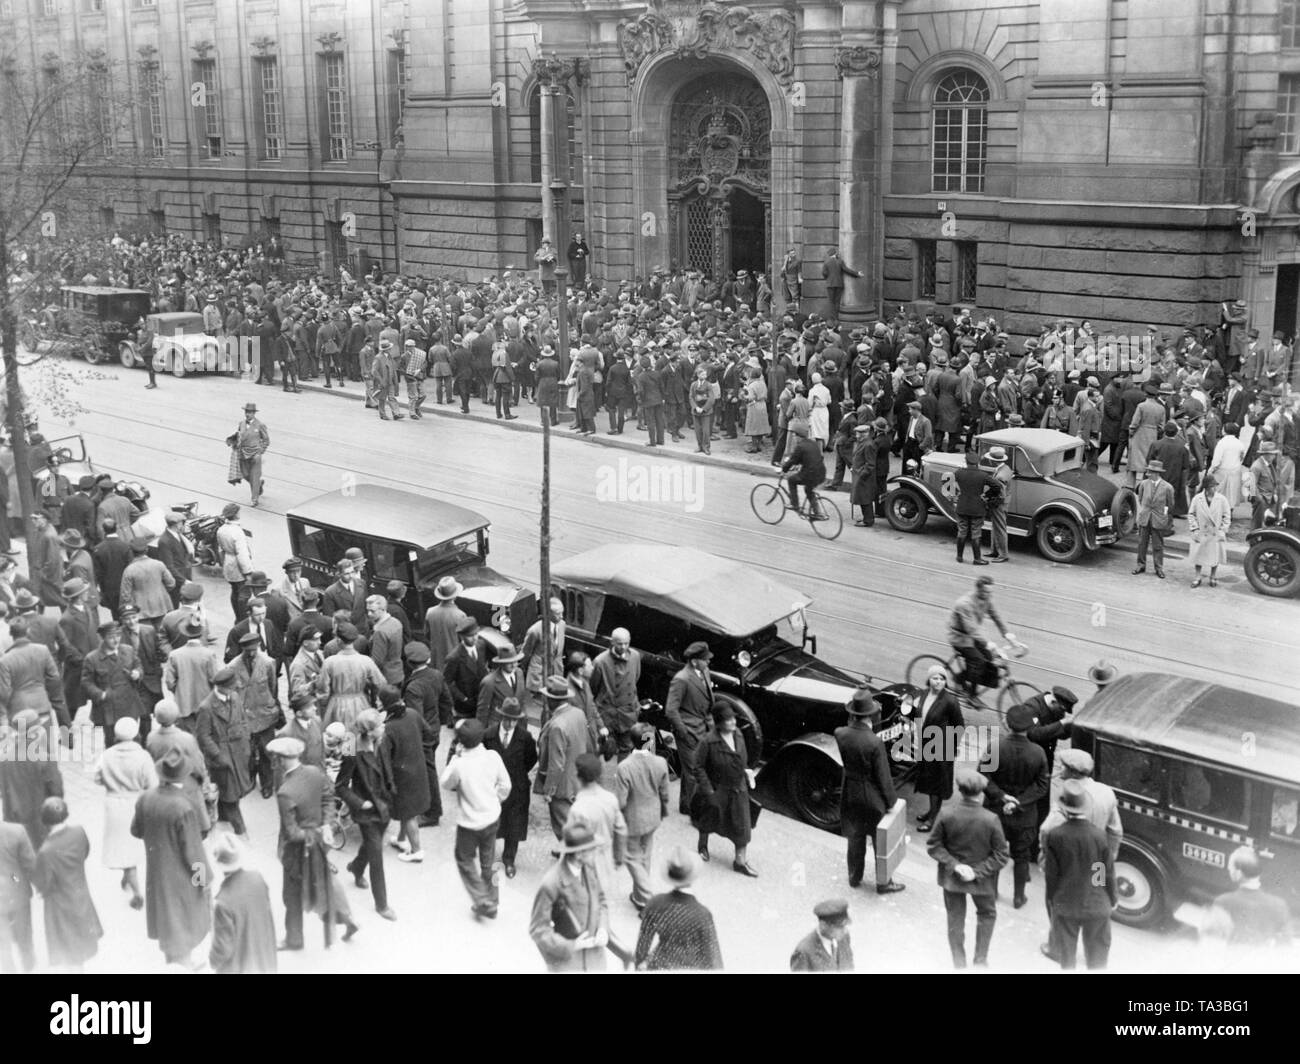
[877,724,903,743]
[1182,842,1225,868]
[1097,514,1113,528]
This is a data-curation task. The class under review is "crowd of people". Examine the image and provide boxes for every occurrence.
[1,232,1295,973]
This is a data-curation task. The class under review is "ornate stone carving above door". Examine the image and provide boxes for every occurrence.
[618,1,796,88]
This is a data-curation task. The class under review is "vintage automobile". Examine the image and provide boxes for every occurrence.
[1244,500,1300,598]
[20,286,152,364]
[550,544,914,831]
[118,311,247,378]
[1070,671,1300,929]
[884,428,1137,563]
[286,485,537,651]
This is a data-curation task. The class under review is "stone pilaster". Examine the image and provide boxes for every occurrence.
[835,44,881,322]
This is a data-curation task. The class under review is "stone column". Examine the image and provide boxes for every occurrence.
[534,57,571,244]
[835,45,881,324]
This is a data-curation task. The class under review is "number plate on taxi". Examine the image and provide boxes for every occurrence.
[1097,514,1113,528]
[1182,842,1225,868]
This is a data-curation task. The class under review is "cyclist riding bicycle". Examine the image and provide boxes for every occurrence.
[781,422,827,516]
[947,575,1020,698]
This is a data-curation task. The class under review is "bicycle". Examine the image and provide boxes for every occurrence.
[904,638,1040,715]
[325,793,353,852]
[750,473,843,540]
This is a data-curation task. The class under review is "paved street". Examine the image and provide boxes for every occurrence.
[27,366,1299,974]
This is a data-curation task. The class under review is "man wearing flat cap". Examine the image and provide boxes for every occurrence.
[1013,685,1079,850]
[790,898,854,971]
[665,641,715,817]
[979,703,1049,909]
[196,666,254,835]
[81,620,146,749]
[835,688,904,894]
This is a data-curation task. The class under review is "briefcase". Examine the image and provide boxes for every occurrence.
[873,798,908,885]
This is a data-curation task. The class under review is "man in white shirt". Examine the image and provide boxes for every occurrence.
[440,719,511,920]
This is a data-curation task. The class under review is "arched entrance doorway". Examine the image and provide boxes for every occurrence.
[667,72,771,281]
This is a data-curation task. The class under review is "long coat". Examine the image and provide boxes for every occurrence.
[335,748,396,824]
[316,648,383,732]
[911,690,964,799]
[119,556,176,618]
[0,640,67,724]
[1127,397,1167,474]
[935,369,963,433]
[834,722,896,837]
[380,709,433,820]
[529,859,608,973]
[1,742,64,849]
[691,730,752,845]
[81,645,146,730]
[1147,436,1191,514]
[196,691,254,803]
[486,723,539,843]
[209,868,277,974]
[634,890,724,971]
[1188,490,1232,568]
[93,741,157,869]
[131,785,212,959]
[34,825,103,967]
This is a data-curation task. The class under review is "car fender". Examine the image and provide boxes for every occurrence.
[885,474,946,514]
[758,731,842,786]
[1032,499,1097,548]
[1115,835,1175,899]
[1245,527,1300,549]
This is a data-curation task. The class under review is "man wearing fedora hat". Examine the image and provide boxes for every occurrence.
[836,688,905,894]
[423,576,467,671]
[131,747,212,967]
[665,641,715,817]
[1126,380,1167,487]
[59,529,97,612]
[477,642,524,729]
[208,833,278,974]
[789,898,854,972]
[484,696,537,877]
[1041,779,1116,970]
[529,821,610,971]
[1133,458,1174,577]
[60,476,98,548]
[443,615,492,722]
[55,577,98,727]
[0,618,68,733]
[164,616,217,730]
[1248,437,1282,530]
[980,703,1049,909]
[28,512,64,611]
[983,446,1013,561]
[196,666,254,834]
[536,675,593,841]
[633,846,723,970]
[228,402,270,507]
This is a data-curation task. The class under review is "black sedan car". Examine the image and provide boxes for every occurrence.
[550,544,912,831]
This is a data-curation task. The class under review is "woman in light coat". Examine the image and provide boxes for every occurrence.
[93,716,158,909]
[1208,422,1246,510]
[808,373,831,449]
[741,366,770,452]
[1187,475,1232,588]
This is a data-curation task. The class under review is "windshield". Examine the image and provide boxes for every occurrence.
[746,610,808,653]
[414,532,484,585]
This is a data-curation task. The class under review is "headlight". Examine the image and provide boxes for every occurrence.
[736,650,752,669]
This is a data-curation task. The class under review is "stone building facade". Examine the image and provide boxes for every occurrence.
[5,0,1300,342]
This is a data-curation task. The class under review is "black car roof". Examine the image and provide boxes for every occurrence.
[287,485,490,547]
[1072,672,1300,783]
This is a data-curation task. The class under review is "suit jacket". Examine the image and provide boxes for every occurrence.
[0,640,67,722]
[368,613,405,684]
[403,665,454,730]
[664,665,713,741]
[155,529,193,589]
[834,722,897,831]
[31,525,64,607]
[1136,475,1175,529]
[60,493,97,545]
[92,536,133,604]
[790,929,854,972]
[1043,818,1116,916]
[538,703,591,800]
[477,667,525,728]
[120,556,176,618]
[485,722,539,838]
[0,819,36,914]
[275,763,332,859]
[926,797,1010,894]
[258,589,294,637]
[56,606,99,673]
[442,638,492,717]
[209,867,277,974]
[613,750,670,836]
[284,610,333,662]
[224,617,285,667]
[81,645,145,730]
[822,254,860,290]
[981,734,1049,827]
[322,578,369,635]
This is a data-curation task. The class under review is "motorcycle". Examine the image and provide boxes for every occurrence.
[170,500,252,568]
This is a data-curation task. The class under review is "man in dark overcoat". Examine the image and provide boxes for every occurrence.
[402,641,452,825]
[55,577,98,728]
[1146,421,1192,517]
[195,667,253,835]
[834,688,904,893]
[443,616,492,721]
[131,748,212,967]
[1018,685,1078,854]
[0,711,63,849]
[980,703,1049,908]
[485,697,537,878]
[664,641,715,816]
[380,685,432,860]
[81,620,146,748]
[1043,781,1116,970]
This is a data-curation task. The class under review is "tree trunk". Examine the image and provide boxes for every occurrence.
[0,217,38,580]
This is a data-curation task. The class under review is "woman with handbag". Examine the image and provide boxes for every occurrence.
[335,709,398,920]
[1187,475,1231,588]
[690,703,758,877]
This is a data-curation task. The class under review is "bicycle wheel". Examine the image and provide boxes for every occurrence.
[997,679,1043,716]
[750,482,787,525]
[905,653,953,688]
[808,495,843,540]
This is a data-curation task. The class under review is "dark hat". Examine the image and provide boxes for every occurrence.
[58,529,86,549]
[179,581,203,603]
[385,579,406,595]
[1006,704,1036,733]
[846,687,877,717]
[182,617,204,638]
[1059,778,1089,812]
[457,719,486,749]
[243,403,258,413]
[1050,686,1079,709]
[665,846,700,886]
[77,475,97,491]
[130,538,150,554]
[813,899,851,926]
[212,665,237,686]
[344,547,365,562]
[282,558,303,571]
[403,641,430,664]
[158,747,188,782]
[1087,659,1118,686]
[336,622,359,642]
[683,640,712,661]
[247,571,270,588]
[542,675,570,701]
[379,685,404,709]
[497,697,525,720]
[237,630,262,646]
[12,589,40,613]
[964,451,979,466]
[289,691,316,712]
[118,604,140,618]
[455,615,480,636]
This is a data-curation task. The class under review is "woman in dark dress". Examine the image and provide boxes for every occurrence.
[690,704,758,877]
[378,686,432,864]
[911,665,964,832]
[33,798,103,971]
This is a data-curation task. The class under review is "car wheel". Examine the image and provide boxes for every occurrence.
[1112,845,1168,929]
[885,488,928,533]
[84,345,103,365]
[118,343,136,369]
[1111,486,1138,538]
[1245,540,1300,597]
[785,752,841,832]
[172,355,186,378]
[1036,514,1084,563]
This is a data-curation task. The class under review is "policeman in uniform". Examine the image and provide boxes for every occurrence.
[979,703,1049,908]
[1018,685,1078,856]
[834,688,904,894]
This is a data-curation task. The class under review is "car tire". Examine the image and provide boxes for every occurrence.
[84,346,103,365]
[1245,540,1300,597]
[1112,844,1168,929]
[1035,513,1084,563]
[784,751,842,832]
[885,488,928,533]
[118,343,136,369]
[1111,486,1138,538]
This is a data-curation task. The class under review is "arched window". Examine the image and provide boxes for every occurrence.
[527,86,581,184]
[932,70,988,193]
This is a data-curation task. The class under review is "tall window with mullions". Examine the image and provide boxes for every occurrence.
[256,57,282,160]
[322,53,349,162]
[932,70,988,194]
[193,57,222,159]
[1283,0,1300,48]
